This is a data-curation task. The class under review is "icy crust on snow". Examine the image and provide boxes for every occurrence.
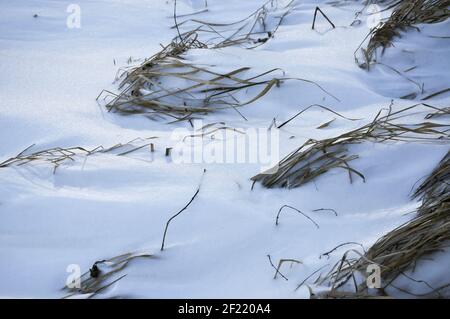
[0,0,449,298]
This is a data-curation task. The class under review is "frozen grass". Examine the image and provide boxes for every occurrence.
[356,0,450,69]
[172,0,296,49]
[317,151,450,298]
[0,138,157,171]
[98,35,337,123]
[63,252,153,299]
[252,104,450,189]
[97,0,340,124]
[1,0,449,299]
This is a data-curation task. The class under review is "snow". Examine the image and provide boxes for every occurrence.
[0,0,449,298]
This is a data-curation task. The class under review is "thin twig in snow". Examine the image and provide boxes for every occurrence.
[160,169,207,251]
[276,205,320,229]
[267,255,289,281]
[312,7,335,30]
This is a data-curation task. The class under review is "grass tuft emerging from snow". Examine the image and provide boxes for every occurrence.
[252,103,450,189]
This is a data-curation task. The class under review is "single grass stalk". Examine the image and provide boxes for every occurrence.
[160,169,207,251]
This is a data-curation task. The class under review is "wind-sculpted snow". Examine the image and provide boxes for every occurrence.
[0,0,449,298]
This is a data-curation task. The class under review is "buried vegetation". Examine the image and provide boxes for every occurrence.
[63,252,153,299]
[98,31,337,123]
[97,0,339,123]
[315,150,450,298]
[0,138,157,171]
[62,0,450,299]
[356,0,450,69]
[171,0,296,49]
[2,0,449,300]
[252,104,450,189]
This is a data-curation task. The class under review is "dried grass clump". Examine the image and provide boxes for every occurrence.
[317,151,450,298]
[63,252,153,299]
[356,0,450,69]
[100,56,285,122]
[0,138,156,171]
[173,0,295,49]
[98,32,337,123]
[252,104,449,189]
[97,1,338,123]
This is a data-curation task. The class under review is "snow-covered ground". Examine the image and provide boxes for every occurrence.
[0,0,449,298]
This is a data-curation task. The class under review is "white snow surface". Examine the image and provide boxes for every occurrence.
[0,0,449,298]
